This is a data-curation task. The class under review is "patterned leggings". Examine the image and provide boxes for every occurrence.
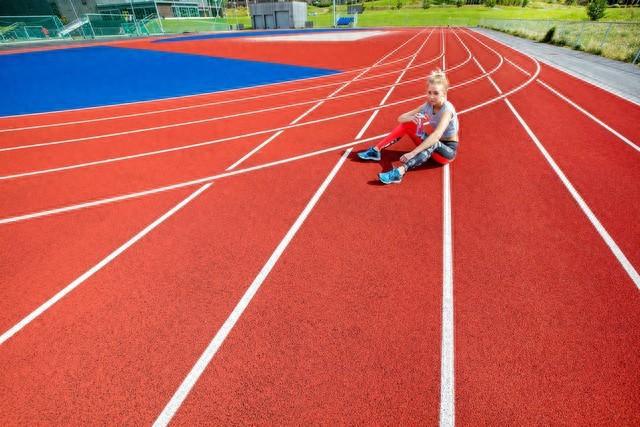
[375,121,458,170]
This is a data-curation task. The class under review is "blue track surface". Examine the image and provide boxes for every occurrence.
[154,28,368,43]
[0,46,338,116]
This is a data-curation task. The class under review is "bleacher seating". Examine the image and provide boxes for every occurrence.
[336,16,355,28]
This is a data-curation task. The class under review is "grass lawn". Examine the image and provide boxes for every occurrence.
[172,5,639,31]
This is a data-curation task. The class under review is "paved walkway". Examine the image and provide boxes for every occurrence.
[474,28,640,105]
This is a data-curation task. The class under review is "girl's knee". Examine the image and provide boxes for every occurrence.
[431,152,454,165]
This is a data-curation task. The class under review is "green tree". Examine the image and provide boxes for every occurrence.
[485,0,496,6]
[456,0,464,6]
[423,0,431,8]
[586,0,606,20]
[396,0,403,9]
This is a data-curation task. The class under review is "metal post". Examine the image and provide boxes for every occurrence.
[333,0,336,28]
[575,21,584,47]
[598,22,611,52]
[68,0,79,21]
[88,18,96,39]
[68,0,89,39]
[129,0,140,35]
[234,0,239,29]
[633,47,640,65]
[154,0,164,33]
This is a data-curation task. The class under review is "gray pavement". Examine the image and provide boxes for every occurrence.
[472,28,640,105]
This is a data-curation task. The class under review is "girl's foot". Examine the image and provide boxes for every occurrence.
[357,147,381,161]
[378,168,403,185]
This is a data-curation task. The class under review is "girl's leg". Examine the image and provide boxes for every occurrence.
[402,141,457,171]
[380,141,457,184]
[374,121,422,151]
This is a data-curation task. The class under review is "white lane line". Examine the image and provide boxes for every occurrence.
[0,55,540,224]
[536,80,640,153]
[355,109,379,141]
[0,183,212,346]
[473,48,640,291]
[3,57,509,183]
[0,53,421,134]
[0,134,382,226]
[153,149,351,427]
[455,29,540,115]
[480,41,640,154]
[470,28,640,108]
[439,28,455,427]
[226,29,430,170]
[440,162,455,427]
[225,130,284,171]
[1,45,440,154]
[0,31,429,123]
[355,30,435,140]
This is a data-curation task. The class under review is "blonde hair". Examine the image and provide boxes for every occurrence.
[427,69,449,92]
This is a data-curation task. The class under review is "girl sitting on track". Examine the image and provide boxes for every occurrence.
[357,69,459,184]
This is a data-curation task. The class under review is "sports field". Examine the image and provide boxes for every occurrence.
[0,28,639,424]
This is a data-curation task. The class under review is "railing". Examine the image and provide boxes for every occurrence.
[59,17,89,37]
[480,19,640,65]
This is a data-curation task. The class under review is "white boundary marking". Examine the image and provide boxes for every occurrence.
[536,80,639,153]
[0,53,416,133]
[355,29,435,140]
[470,38,640,291]
[439,28,455,427]
[0,52,421,134]
[0,44,446,153]
[0,29,428,122]
[0,53,504,182]
[0,48,536,223]
[0,183,212,345]
[152,149,351,427]
[0,134,382,225]
[226,29,431,170]
[468,28,640,108]
[472,37,639,154]
[0,28,539,223]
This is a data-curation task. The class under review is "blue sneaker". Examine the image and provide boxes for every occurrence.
[378,168,403,185]
[357,147,381,161]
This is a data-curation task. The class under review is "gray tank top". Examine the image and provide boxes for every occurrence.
[420,100,458,139]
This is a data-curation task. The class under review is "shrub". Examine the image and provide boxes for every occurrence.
[456,0,464,6]
[396,0,404,9]
[541,26,555,43]
[521,0,529,6]
[586,0,607,21]
[564,0,575,4]
[484,0,496,7]
[423,0,431,8]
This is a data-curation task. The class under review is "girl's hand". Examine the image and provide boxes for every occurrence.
[412,113,426,125]
[400,151,416,163]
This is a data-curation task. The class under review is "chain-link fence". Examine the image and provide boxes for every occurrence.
[480,19,640,64]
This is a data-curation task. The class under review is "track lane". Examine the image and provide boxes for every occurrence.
[462,29,640,272]
[453,29,640,424]
[166,151,445,425]
[0,187,197,333]
[0,153,344,424]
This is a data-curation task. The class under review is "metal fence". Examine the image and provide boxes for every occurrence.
[0,14,232,43]
[480,19,640,65]
[0,15,64,41]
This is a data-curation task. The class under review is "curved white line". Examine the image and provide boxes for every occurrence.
[0,34,507,181]
[0,29,426,127]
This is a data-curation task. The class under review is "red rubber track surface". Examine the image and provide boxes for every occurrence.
[0,28,638,425]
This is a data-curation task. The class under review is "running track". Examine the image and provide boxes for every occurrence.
[1,28,639,425]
